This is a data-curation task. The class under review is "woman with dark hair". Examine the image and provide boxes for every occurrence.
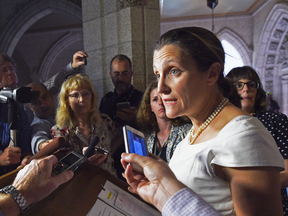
[137,81,191,163]
[122,27,284,215]
[226,66,288,215]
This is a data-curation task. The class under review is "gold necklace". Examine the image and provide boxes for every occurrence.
[189,98,229,145]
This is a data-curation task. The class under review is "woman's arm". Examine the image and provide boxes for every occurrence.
[222,166,283,216]
[280,159,288,188]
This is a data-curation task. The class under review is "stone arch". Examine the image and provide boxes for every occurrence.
[39,32,83,81]
[218,27,252,66]
[0,0,82,56]
[254,2,288,115]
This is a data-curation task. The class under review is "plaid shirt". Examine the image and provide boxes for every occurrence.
[162,188,222,216]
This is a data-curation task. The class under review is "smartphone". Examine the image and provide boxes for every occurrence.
[53,151,85,175]
[117,102,130,111]
[84,57,87,65]
[95,146,108,155]
[123,125,148,174]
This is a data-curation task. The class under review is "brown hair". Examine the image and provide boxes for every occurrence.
[226,66,266,113]
[154,27,241,107]
[137,81,191,133]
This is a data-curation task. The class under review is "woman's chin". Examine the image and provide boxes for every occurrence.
[165,111,178,119]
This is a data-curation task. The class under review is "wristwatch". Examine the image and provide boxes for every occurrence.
[0,185,29,212]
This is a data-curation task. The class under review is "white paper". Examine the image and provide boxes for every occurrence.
[87,199,125,216]
[97,180,161,216]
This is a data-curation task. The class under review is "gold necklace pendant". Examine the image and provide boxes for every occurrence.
[189,98,229,145]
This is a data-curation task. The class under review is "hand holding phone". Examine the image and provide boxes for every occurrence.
[117,102,130,111]
[123,125,148,174]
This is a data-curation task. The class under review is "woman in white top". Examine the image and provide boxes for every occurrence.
[153,27,284,215]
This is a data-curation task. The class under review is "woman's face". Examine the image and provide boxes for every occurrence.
[150,88,167,119]
[153,44,208,119]
[236,78,257,113]
[68,88,92,116]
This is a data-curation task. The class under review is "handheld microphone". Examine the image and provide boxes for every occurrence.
[52,130,103,175]
[84,135,100,158]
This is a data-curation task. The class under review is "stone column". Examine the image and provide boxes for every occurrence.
[82,0,160,100]
[281,71,288,116]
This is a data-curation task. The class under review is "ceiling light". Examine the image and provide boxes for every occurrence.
[207,0,218,33]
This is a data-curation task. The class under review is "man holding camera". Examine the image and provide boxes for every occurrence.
[0,51,87,175]
[0,53,31,175]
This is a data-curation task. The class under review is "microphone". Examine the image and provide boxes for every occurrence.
[84,135,100,158]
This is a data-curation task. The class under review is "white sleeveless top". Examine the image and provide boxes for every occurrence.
[169,115,284,215]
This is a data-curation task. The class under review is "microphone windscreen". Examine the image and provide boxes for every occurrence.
[84,135,100,158]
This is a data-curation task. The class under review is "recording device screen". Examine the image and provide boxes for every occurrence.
[127,130,148,156]
[61,153,80,166]
[53,151,84,175]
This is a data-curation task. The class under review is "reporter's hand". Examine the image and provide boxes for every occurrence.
[0,146,21,166]
[12,155,74,206]
[82,147,108,166]
[116,106,137,123]
[71,51,88,69]
[121,153,186,212]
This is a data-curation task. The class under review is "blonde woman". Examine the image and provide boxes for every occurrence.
[51,74,119,176]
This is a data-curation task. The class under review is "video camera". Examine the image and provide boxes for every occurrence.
[0,87,39,147]
[0,87,39,103]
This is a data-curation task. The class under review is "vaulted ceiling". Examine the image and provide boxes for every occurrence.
[160,0,269,20]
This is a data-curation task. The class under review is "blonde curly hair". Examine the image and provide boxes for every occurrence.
[56,74,101,129]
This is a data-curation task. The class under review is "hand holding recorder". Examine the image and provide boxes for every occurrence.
[8,155,74,214]
[53,135,108,174]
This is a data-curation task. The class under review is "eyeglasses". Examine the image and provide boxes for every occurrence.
[234,81,259,90]
[2,67,15,73]
[68,91,91,100]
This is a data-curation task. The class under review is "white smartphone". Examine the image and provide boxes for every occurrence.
[123,125,148,174]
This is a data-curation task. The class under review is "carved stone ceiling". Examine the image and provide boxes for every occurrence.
[160,0,269,20]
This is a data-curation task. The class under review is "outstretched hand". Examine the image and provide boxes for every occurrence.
[12,155,74,206]
[121,153,186,212]
[82,147,108,166]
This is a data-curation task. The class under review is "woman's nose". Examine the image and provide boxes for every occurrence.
[158,76,170,95]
